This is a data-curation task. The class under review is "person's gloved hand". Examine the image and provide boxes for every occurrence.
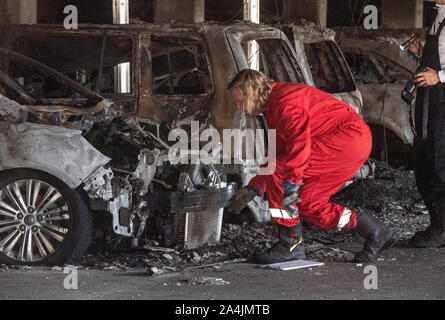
[281,180,303,218]
[227,186,260,214]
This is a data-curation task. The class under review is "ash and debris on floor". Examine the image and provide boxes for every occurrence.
[1,163,429,274]
[176,277,230,286]
[75,162,429,272]
[78,222,277,273]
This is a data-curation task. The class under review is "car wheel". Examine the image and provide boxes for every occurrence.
[0,169,92,265]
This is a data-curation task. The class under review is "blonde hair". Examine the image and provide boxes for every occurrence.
[227,69,274,115]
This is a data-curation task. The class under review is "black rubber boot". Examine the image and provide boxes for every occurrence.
[353,211,397,263]
[252,222,306,264]
[409,200,445,248]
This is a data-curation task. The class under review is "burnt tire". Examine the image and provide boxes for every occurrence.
[0,169,92,266]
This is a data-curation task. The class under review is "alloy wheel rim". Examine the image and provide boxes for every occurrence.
[0,179,72,262]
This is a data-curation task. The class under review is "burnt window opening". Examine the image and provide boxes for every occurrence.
[344,52,410,84]
[304,41,355,94]
[151,37,212,95]
[9,33,134,98]
[242,39,305,83]
[0,56,95,107]
[1,62,76,104]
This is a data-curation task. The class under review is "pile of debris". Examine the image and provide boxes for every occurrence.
[79,222,277,272]
[331,163,429,239]
[76,162,429,272]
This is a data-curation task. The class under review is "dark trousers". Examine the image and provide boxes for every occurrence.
[414,85,445,218]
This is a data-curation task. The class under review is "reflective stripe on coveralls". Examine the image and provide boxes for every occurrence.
[270,208,295,220]
[337,208,353,231]
[269,207,354,231]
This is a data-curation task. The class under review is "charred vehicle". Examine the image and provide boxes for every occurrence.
[0,22,311,265]
[334,27,423,167]
[283,21,363,116]
[282,21,372,180]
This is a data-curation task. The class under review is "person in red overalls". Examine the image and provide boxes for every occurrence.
[227,69,396,263]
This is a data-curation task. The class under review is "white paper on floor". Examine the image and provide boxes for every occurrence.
[262,260,324,271]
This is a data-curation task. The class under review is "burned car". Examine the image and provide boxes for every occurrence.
[282,21,372,180]
[283,21,363,116]
[334,27,423,166]
[0,21,310,265]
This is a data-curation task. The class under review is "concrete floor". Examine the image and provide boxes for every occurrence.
[1,241,445,300]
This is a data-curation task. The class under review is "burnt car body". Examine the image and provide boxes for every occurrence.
[0,22,311,265]
[282,21,372,181]
[334,27,423,166]
[283,21,364,116]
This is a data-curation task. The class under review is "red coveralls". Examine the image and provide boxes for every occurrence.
[248,82,372,231]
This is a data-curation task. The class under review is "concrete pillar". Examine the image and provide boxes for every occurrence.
[154,0,205,24]
[244,0,260,70]
[382,0,423,28]
[243,0,259,23]
[113,0,130,94]
[318,0,327,29]
[113,0,129,24]
[414,0,424,29]
[0,0,37,24]
[282,0,327,28]
[194,0,205,23]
